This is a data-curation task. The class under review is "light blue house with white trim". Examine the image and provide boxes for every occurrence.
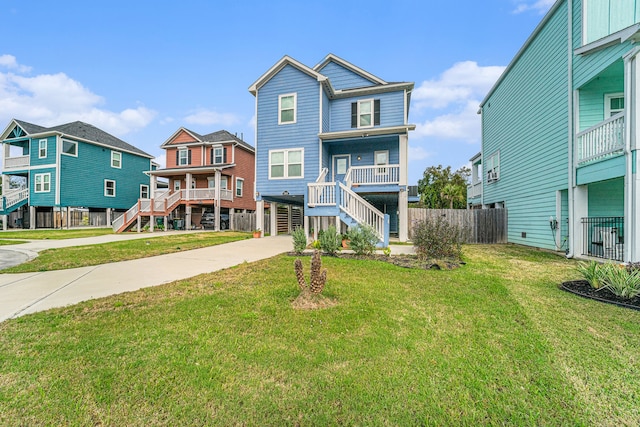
[249,54,415,243]
[0,119,154,229]
[477,0,640,262]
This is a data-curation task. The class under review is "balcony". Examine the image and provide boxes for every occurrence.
[183,188,233,201]
[577,113,625,165]
[346,165,400,186]
[467,182,482,199]
[3,155,30,170]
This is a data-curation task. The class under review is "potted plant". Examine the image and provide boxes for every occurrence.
[252,229,261,238]
[341,232,350,249]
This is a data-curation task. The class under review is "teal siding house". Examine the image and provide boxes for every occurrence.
[249,54,415,243]
[478,0,640,262]
[0,119,154,229]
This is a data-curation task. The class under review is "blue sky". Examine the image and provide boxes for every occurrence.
[0,0,554,185]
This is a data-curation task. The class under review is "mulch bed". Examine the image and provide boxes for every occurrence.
[560,280,640,311]
[289,252,464,270]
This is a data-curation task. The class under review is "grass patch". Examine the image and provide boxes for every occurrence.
[0,240,27,246]
[1,245,639,425]
[0,228,114,240]
[2,232,251,273]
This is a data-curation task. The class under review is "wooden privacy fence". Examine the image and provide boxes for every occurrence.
[408,208,507,244]
[231,213,270,234]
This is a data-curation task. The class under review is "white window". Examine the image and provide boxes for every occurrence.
[236,178,244,197]
[213,147,223,164]
[111,151,122,168]
[178,149,189,166]
[140,184,149,199]
[375,150,389,174]
[486,151,500,183]
[220,177,228,190]
[269,148,303,179]
[38,139,47,158]
[278,93,297,124]
[62,140,77,156]
[104,179,116,197]
[173,180,181,191]
[605,93,624,118]
[208,177,216,188]
[358,99,374,128]
[34,173,51,192]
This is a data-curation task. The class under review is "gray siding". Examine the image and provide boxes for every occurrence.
[482,3,569,250]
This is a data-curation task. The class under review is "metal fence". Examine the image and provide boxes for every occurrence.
[581,216,624,262]
[408,208,508,244]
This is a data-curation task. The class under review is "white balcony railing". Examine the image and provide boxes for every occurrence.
[346,165,400,186]
[184,188,233,201]
[4,155,30,169]
[577,113,625,165]
[467,182,482,199]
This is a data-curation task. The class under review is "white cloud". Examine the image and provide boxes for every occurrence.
[154,152,167,169]
[0,54,31,73]
[184,109,240,126]
[0,56,156,136]
[513,0,555,14]
[414,100,482,143]
[413,61,505,110]
[408,145,432,161]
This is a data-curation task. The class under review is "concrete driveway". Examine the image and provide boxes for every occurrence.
[0,234,292,322]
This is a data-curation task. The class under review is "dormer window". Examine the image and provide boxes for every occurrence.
[351,99,380,128]
[279,93,297,124]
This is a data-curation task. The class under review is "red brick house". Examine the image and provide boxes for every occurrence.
[113,128,256,232]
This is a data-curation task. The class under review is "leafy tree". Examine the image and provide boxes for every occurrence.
[417,165,470,209]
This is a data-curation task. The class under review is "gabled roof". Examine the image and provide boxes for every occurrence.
[313,53,387,85]
[248,55,328,95]
[1,119,153,158]
[161,127,254,152]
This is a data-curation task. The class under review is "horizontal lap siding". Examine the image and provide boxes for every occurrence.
[60,141,150,209]
[231,147,257,211]
[330,91,405,132]
[482,4,569,250]
[588,177,624,217]
[317,61,376,90]
[29,167,56,206]
[30,136,56,166]
[256,65,320,198]
[327,137,399,168]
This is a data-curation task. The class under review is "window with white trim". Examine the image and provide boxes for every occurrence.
[213,147,223,164]
[220,177,228,190]
[140,184,149,199]
[605,93,624,118]
[104,179,116,197]
[278,93,297,124]
[269,149,303,179]
[178,149,189,166]
[38,139,47,158]
[173,180,181,191]
[34,173,51,192]
[208,177,216,188]
[486,151,500,183]
[352,99,381,128]
[236,178,244,197]
[111,151,122,168]
[375,150,389,174]
[62,140,77,156]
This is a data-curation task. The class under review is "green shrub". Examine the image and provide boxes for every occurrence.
[600,262,640,299]
[318,225,341,255]
[292,227,307,254]
[412,217,466,260]
[348,224,378,255]
[576,261,604,289]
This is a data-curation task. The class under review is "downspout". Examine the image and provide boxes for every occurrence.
[566,0,575,258]
[623,47,640,262]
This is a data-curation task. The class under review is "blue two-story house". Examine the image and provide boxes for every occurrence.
[0,119,154,229]
[249,54,415,244]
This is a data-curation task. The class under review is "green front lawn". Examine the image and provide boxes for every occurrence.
[1,245,639,425]
[0,228,114,240]
[0,240,27,246]
[2,232,251,273]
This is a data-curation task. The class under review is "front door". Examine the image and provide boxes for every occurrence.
[333,155,350,182]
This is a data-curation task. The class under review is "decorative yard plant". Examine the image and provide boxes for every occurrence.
[292,250,335,309]
[576,260,640,300]
[346,224,378,255]
[575,261,604,289]
[318,225,341,255]
[291,226,307,254]
[412,217,466,261]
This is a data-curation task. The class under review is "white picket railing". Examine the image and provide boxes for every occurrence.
[308,182,336,206]
[3,186,28,210]
[577,112,625,164]
[339,182,384,240]
[3,155,29,169]
[467,182,482,199]
[347,165,400,186]
[112,203,140,231]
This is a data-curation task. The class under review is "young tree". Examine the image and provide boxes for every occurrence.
[417,165,470,209]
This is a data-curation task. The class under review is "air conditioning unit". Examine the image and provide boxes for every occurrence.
[487,171,498,182]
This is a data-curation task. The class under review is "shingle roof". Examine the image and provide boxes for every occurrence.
[19,120,152,158]
[200,129,254,152]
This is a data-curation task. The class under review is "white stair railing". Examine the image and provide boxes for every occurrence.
[112,202,140,232]
[3,186,28,210]
[338,182,384,240]
[308,182,336,207]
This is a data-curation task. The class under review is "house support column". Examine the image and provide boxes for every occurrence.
[136,215,141,233]
[215,170,221,231]
[304,215,310,243]
[399,134,409,242]
[150,175,157,199]
[150,215,155,232]
[624,47,640,261]
[106,208,112,226]
[572,185,588,259]
[256,200,264,237]
[229,208,235,230]
[270,202,278,236]
[313,217,318,241]
[66,207,70,229]
[2,215,7,231]
[186,205,192,230]
[29,206,35,229]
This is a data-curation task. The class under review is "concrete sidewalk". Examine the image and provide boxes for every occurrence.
[0,235,293,322]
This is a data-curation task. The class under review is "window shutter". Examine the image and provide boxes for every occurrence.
[374,99,380,126]
[188,149,192,165]
[223,147,228,163]
[210,148,214,164]
[351,102,357,128]
[175,151,179,165]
